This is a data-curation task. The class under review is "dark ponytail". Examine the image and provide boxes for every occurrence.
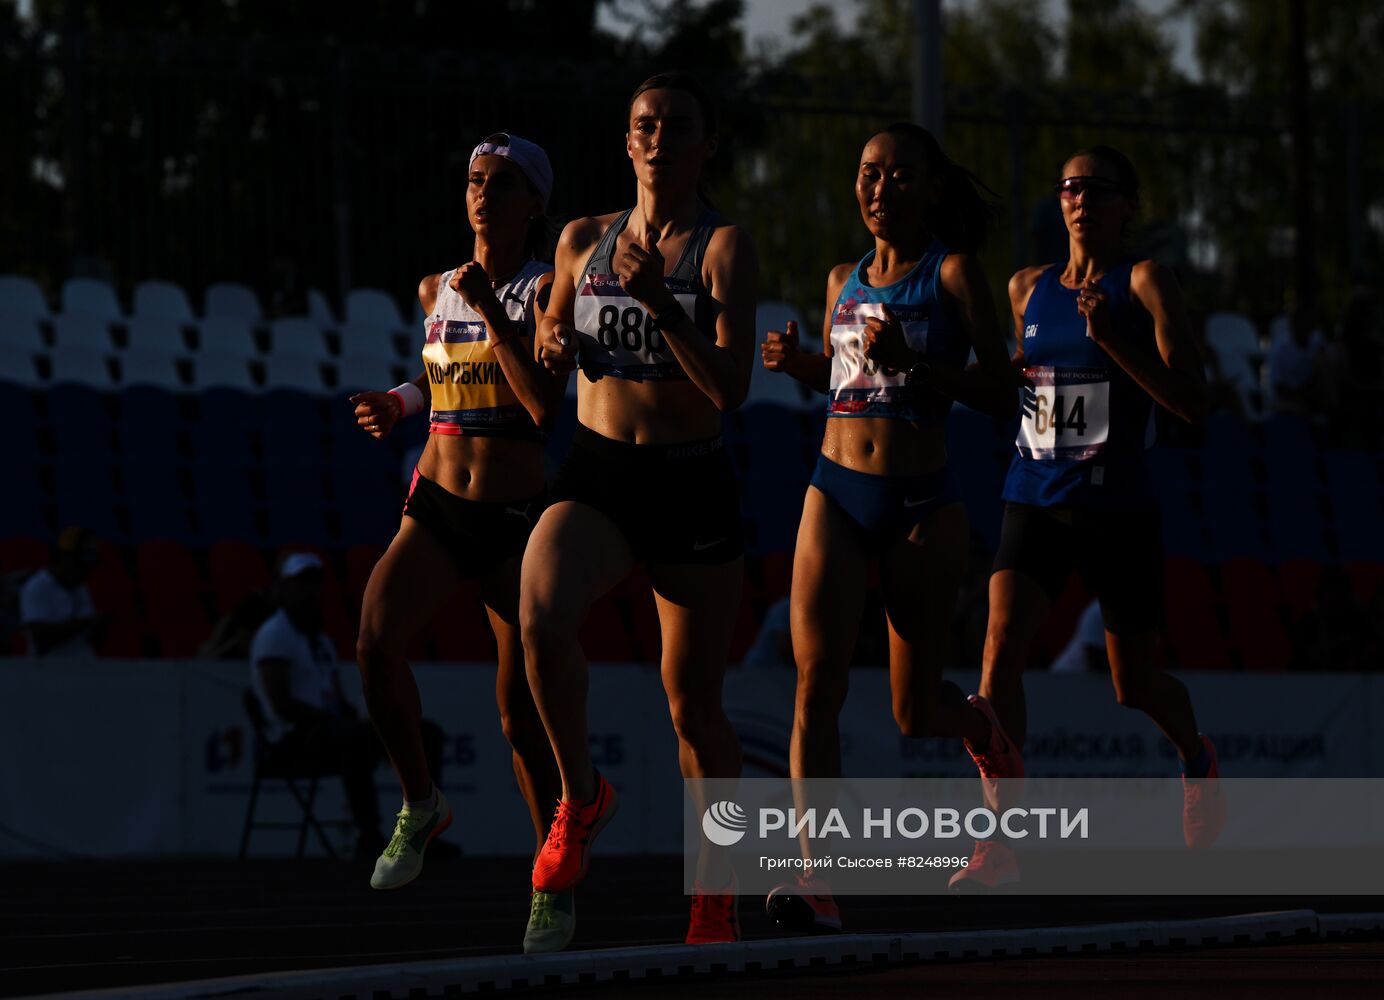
[525,214,561,264]
[875,122,998,255]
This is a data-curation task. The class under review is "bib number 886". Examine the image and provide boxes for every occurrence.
[597,304,665,354]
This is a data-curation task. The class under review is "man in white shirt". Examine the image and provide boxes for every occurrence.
[249,552,388,858]
[20,527,110,658]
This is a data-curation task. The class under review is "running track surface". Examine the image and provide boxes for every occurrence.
[5,857,1381,997]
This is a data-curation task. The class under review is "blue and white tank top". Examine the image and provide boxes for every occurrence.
[572,208,719,381]
[826,241,968,424]
[1002,261,1156,508]
[422,259,550,437]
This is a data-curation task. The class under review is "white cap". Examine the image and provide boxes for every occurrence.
[280,552,324,578]
[469,132,553,209]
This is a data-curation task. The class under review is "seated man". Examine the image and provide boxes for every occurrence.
[249,552,446,860]
[20,527,111,658]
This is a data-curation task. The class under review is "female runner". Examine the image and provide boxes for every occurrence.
[521,72,757,947]
[759,123,1020,930]
[349,134,572,952]
[951,145,1224,891]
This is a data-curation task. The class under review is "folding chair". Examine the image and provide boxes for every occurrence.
[238,689,350,859]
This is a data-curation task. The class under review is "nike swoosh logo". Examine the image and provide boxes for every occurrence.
[505,507,531,518]
[902,498,929,508]
[692,538,726,552]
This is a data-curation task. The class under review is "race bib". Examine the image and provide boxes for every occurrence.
[1016,366,1110,460]
[827,302,929,416]
[573,274,699,381]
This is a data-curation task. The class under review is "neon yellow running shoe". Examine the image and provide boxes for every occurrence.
[370,791,452,890]
[523,888,576,954]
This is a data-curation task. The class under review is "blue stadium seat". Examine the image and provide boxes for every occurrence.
[48,383,113,457]
[133,280,195,323]
[123,459,195,542]
[0,274,50,325]
[192,388,256,467]
[333,466,401,546]
[1263,426,1327,560]
[54,461,124,541]
[192,461,261,543]
[60,277,122,324]
[263,464,332,547]
[261,390,323,467]
[0,469,49,539]
[1147,448,1208,559]
[204,282,263,323]
[947,404,1010,553]
[119,386,182,461]
[1204,410,1254,454]
[1201,453,1267,559]
[1324,450,1384,561]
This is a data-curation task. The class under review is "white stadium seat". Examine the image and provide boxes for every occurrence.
[61,277,123,323]
[193,350,257,391]
[345,287,405,331]
[0,275,50,324]
[339,321,402,361]
[0,318,45,354]
[50,351,117,389]
[336,353,398,391]
[126,316,188,354]
[119,348,184,390]
[263,354,328,393]
[306,288,337,329]
[52,313,114,352]
[204,281,263,323]
[269,317,328,359]
[198,316,260,359]
[133,280,195,323]
[746,299,814,409]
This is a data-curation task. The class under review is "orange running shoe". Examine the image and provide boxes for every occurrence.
[765,874,843,933]
[948,839,1020,892]
[531,771,619,893]
[686,878,740,944]
[1182,734,1226,849]
[963,694,1025,810]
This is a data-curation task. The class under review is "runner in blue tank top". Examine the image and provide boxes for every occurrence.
[951,146,1226,892]
[525,73,757,947]
[759,124,1019,932]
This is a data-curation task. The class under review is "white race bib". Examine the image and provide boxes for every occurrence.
[1016,366,1110,460]
[573,274,698,381]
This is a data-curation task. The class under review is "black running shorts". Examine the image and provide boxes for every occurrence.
[550,424,744,565]
[403,470,545,579]
[991,502,1164,635]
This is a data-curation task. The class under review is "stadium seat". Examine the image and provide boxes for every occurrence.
[208,541,270,616]
[192,461,262,543]
[60,277,123,324]
[123,458,196,543]
[947,403,1010,554]
[336,354,397,392]
[48,383,113,457]
[54,461,124,542]
[119,385,182,460]
[268,318,328,359]
[192,350,257,391]
[262,354,329,393]
[745,300,814,409]
[204,281,263,323]
[344,544,386,605]
[263,464,332,547]
[306,288,337,329]
[0,275,50,324]
[51,313,114,353]
[0,473,49,540]
[1343,561,1384,604]
[1278,559,1326,619]
[579,590,638,662]
[1033,575,1092,665]
[84,541,143,656]
[48,352,116,390]
[0,536,49,572]
[1323,451,1384,561]
[1263,448,1328,561]
[192,388,256,467]
[1219,558,1292,671]
[1162,558,1230,670]
[1200,451,1266,560]
[261,390,323,467]
[198,316,260,359]
[345,287,405,331]
[136,540,210,656]
[332,466,401,546]
[118,348,185,390]
[0,318,45,354]
[339,322,403,362]
[133,280,195,323]
[125,316,188,355]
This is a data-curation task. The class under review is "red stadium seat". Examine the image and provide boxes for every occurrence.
[622,566,662,663]
[208,542,270,616]
[83,541,145,657]
[1162,558,1230,670]
[580,589,637,663]
[135,541,210,657]
[345,544,387,607]
[1343,560,1384,604]
[0,537,48,573]
[1277,559,1325,620]
[1219,558,1292,671]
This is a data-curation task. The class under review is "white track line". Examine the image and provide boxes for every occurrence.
[34,910,1384,1000]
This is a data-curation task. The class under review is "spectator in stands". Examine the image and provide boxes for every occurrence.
[1048,600,1108,673]
[1291,567,1381,672]
[249,552,447,859]
[19,527,110,658]
[1268,307,1328,418]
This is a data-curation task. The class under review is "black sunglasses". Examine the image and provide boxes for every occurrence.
[1055,176,1125,199]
